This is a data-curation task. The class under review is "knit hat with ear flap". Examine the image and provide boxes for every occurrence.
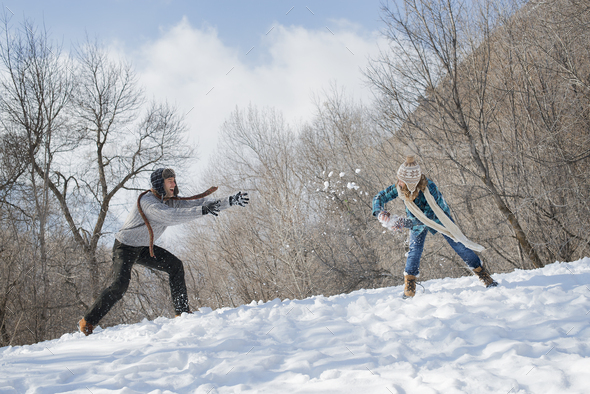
[397,155,422,193]
[150,168,178,198]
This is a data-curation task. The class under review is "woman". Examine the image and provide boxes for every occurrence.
[372,155,497,298]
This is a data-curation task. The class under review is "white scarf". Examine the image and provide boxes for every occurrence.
[397,185,485,252]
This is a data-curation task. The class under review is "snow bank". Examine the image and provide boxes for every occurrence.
[1,259,589,393]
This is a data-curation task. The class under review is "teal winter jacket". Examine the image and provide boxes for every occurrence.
[372,179,452,236]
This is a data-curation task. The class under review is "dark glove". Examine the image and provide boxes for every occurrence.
[390,215,405,230]
[229,191,249,207]
[391,215,414,230]
[202,200,221,216]
[382,214,414,231]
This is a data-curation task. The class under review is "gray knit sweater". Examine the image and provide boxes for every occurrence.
[115,191,230,247]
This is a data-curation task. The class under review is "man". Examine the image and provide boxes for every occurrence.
[79,168,248,335]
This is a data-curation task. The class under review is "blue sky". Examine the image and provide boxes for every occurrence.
[6,1,392,174]
[9,1,386,53]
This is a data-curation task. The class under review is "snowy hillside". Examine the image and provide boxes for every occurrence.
[1,259,589,394]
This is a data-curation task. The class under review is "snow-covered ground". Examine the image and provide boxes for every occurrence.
[1,259,589,394]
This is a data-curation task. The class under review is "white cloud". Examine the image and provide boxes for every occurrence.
[127,17,385,174]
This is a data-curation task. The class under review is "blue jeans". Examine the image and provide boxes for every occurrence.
[405,230,482,276]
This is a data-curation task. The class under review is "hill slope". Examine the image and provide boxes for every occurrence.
[1,259,589,394]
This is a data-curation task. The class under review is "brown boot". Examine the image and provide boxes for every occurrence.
[473,266,498,288]
[175,311,192,318]
[404,274,417,298]
[79,318,94,336]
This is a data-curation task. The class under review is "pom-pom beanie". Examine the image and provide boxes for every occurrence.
[397,155,422,193]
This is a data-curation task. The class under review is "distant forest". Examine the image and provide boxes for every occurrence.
[2,0,589,346]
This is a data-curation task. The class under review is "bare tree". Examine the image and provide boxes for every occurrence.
[366,0,546,269]
[0,18,194,343]
[500,0,590,261]
[0,15,74,342]
[42,41,194,296]
[181,100,397,309]
[298,89,396,290]
[186,106,319,306]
